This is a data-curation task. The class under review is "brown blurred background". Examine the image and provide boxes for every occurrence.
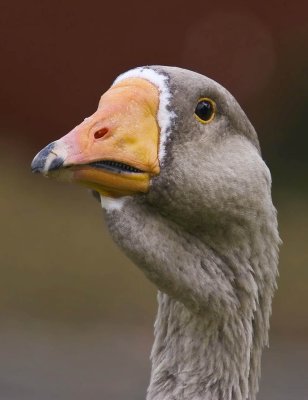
[0,1,307,399]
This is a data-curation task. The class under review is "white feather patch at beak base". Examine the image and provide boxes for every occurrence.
[100,195,128,211]
[113,67,176,165]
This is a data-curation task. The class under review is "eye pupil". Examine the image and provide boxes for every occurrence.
[195,99,215,122]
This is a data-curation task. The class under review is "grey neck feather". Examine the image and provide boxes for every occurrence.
[105,196,279,400]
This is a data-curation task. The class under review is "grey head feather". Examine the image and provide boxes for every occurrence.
[104,66,280,400]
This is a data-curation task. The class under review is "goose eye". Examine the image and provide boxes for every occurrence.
[194,98,216,124]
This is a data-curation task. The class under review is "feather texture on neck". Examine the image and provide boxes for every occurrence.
[105,196,279,400]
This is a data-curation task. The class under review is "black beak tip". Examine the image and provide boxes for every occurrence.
[31,142,64,174]
[31,166,41,174]
[31,156,44,173]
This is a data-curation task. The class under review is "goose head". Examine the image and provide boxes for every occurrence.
[31,66,280,400]
[32,66,270,232]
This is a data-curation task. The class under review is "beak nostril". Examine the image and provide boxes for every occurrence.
[94,127,109,139]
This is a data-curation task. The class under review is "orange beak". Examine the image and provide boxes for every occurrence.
[31,78,161,197]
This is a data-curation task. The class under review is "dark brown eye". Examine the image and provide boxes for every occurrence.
[194,98,216,123]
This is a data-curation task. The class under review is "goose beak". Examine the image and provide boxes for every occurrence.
[31,78,160,197]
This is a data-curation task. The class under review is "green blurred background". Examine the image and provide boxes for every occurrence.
[0,1,307,399]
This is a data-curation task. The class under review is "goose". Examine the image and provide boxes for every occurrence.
[31,66,280,400]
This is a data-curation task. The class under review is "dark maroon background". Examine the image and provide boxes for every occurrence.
[1,0,308,179]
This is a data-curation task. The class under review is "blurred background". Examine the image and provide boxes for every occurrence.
[0,0,307,399]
